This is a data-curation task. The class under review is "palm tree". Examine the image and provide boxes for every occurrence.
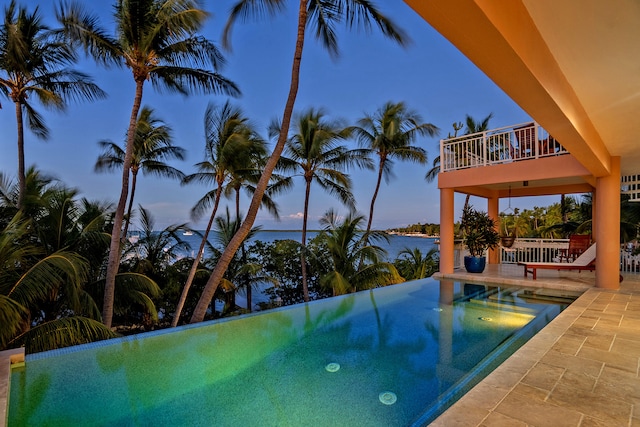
[58,0,240,327]
[352,101,439,234]
[0,1,106,209]
[189,0,408,323]
[172,101,267,326]
[273,108,371,302]
[318,208,402,296]
[394,247,438,280]
[94,106,186,240]
[207,208,275,315]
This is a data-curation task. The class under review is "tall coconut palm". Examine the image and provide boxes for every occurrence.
[94,106,186,240]
[172,101,267,326]
[273,107,371,302]
[57,0,240,327]
[190,0,407,323]
[318,208,402,296]
[352,101,438,234]
[0,1,106,209]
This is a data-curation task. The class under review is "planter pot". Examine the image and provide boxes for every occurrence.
[501,236,515,248]
[464,255,486,273]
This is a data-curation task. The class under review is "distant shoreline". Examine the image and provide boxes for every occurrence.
[386,232,439,238]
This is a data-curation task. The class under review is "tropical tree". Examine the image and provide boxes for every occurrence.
[207,208,275,315]
[273,107,371,302]
[0,0,106,209]
[94,106,186,240]
[172,101,267,326]
[317,208,403,296]
[189,0,407,324]
[394,247,438,280]
[58,0,240,327]
[351,101,438,234]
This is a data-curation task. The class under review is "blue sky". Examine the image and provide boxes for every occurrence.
[0,0,552,230]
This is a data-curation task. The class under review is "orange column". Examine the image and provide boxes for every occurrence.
[595,156,620,289]
[488,196,499,264]
[439,188,455,274]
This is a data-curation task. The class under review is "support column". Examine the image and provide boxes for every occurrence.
[488,196,499,264]
[595,156,620,289]
[439,188,455,274]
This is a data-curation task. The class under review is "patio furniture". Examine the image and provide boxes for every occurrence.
[559,234,591,262]
[518,243,597,280]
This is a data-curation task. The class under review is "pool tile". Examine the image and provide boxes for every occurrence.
[551,335,586,356]
[611,337,640,356]
[582,334,614,351]
[511,382,550,400]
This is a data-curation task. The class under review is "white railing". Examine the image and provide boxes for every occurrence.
[440,122,568,172]
[499,238,569,264]
[452,238,639,275]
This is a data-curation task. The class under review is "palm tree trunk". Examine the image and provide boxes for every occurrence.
[103,80,145,328]
[121,171,138,244]
[301,178,312,302]
[190,0,308,324]
[366,159,385,234]
[171,186,222,327]
[15,102,25,209]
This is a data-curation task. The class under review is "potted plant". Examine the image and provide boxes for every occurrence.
[460,205,500,273]
[499,212,517,248]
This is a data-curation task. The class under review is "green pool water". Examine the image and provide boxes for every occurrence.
[8,279,580,426]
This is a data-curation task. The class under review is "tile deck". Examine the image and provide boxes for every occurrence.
[2,264,639,426]
[431,264,640,426]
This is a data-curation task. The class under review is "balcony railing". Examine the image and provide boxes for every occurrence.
[440,122,568,172]
[452,238,638,275]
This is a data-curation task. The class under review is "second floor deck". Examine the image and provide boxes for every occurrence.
[440,122,569,172]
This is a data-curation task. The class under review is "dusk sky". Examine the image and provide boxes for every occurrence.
[0,0,555,230]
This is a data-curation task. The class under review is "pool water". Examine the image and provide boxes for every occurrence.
[8,279,580,426]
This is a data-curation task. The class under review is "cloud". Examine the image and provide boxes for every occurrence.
[287,212,304,219]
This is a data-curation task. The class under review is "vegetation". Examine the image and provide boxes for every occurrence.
[1,1,638,356]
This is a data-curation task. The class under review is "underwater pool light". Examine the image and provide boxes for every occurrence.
[325,362,340,372]
[379,391,397,405]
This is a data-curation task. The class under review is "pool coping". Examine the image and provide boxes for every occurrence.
[0,348,24,427]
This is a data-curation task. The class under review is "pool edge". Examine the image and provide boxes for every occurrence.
[1,348,24,427]
[428,286,600,426]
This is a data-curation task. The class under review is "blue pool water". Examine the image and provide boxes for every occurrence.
[8,278,580,426]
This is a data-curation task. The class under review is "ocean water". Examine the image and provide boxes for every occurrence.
[178,230,438,262]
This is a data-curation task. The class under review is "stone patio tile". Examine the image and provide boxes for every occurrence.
[480,411,528,427]
[592,365,640,404]
[580,415,622,426]
[521,363,565,391]
[613,326,640,342]
[429,402,489,427]
[621,317,640,329]
[557,368,597,392]
[611,337,640,357]
[457,382,511,412]
[632,417,640,427]
[577,346,639,373]
[551,335,586,356]
[548,382,632,426]
[512,382,550,400]
[494,390,582,427]
[593,317,622,329]
[541,351,604,377]
[582,334,614,351]
[571,316,598,327]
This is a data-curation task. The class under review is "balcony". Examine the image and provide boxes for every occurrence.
[440,122,568,172]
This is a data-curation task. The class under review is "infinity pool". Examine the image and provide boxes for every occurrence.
[8,278,580,426]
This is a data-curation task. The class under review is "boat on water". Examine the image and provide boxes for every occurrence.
[183,231,193,236]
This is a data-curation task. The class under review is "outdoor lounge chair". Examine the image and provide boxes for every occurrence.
[518,243,597,280]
